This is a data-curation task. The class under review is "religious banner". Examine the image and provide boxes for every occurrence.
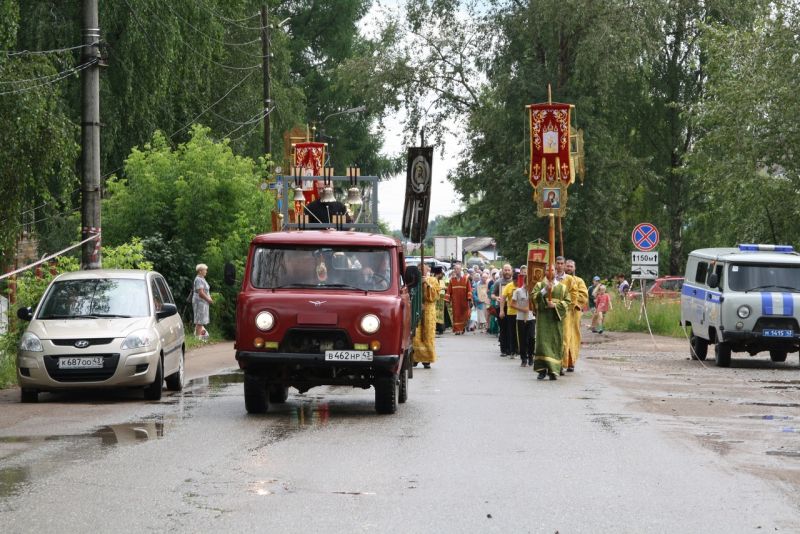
[402,146,433,243]
[527,241,550,290]
[294,142,326,203]
[528,103,571,187]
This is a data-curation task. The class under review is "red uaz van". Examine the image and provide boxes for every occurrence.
[233,230,414,414]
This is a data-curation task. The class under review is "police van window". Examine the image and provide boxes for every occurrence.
[711,264,723,289]
[728,263,800,292]
[695,262,709,284]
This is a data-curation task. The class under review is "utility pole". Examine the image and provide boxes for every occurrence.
[81,0,101,268]
[261,5,271,156]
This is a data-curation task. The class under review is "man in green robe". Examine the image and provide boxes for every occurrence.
[531,264,571,380]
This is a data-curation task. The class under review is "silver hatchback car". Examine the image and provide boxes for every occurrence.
[16,269,185,402]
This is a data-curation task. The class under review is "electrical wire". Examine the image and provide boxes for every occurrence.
[129,0,261,72]
[4,41,99,57]
[0,58,97,96]
[193,0,263,30]
[0,56,96,85]
[159,2,264,49]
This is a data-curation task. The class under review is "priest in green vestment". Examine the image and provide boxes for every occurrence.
[531,264,571,380]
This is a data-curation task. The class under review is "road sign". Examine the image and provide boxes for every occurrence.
[632,265,658,280]
[631,251,658,265]
[632,223,660,252]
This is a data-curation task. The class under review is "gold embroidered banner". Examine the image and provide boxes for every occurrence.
[294,142,326,203]
[528,103,571,187]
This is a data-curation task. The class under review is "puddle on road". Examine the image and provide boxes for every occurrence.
[766,450,800,458]
[0,369,246,499]
[742,402,800,409]
[589,413,642,434]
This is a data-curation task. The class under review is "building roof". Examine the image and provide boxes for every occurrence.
[463,237,495,252]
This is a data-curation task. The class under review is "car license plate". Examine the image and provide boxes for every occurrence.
[324,350,373,362]
[58,356,104,369]
[763,329,793,338]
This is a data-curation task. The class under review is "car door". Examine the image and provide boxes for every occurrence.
[150,276,180,373]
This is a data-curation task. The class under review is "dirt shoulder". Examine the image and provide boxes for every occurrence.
[583,329,800,489]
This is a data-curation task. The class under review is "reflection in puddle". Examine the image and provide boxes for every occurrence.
[766,450,800,458]
[0,369,245,500]
[743,402,800,408]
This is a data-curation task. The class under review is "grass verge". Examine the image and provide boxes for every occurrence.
[603,296,685,338]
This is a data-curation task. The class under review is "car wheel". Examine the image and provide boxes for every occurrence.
[769,350,788,363]
[144,357,164,400]
[398,368,408,404]
[165,348,185,391]
[374,375,397,414]
[690,334,708,361]
[20,388,38,403]
[268,384,289,404]
[244,373,269,414]
[715,342,731,367]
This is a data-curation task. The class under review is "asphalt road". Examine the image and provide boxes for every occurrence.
[0,330,799,533]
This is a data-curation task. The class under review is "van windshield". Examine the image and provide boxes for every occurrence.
[728,264,800,292]
[251,246,392,291]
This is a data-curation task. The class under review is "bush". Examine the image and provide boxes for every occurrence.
[603,295,684,337]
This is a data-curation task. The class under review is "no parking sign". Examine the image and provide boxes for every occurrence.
[632,223,659,252]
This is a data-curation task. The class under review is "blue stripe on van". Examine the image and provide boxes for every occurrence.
[784,293,794,316]
[762,292,773,315]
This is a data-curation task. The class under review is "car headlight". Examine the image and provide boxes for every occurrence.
[19,332,43,352]
[121,329,153,350]
[737,305,751,319]
[255,311,275,331]
[360,314,380,334]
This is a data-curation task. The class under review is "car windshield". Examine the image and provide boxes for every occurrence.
[728,263,800,292]
[251,246,392,291]
[38,278,149,319]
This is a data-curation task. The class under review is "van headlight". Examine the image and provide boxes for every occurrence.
[122,329,153,350]
[256,311,275,331]
[360,314,380,334]
[737,305,751,319]
[19,332,43,352]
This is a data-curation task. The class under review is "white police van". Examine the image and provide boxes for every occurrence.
[680,244,800,367]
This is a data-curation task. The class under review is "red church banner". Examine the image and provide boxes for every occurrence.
[528,103,571,187]
[294,142,326,203]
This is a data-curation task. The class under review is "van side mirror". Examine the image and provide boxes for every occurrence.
[224,261,236,286]
[707,273,719,289]
[17,307,33,321]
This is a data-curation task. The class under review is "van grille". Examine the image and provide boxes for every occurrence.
[52,338,114,347]
[280,328,351,354]
[43,354,120,382]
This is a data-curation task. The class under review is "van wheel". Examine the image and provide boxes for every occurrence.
[165,348,185,391]
[715,342,731,367]
[20,388,38,403]
[268,385,289,404]
[144,358,163,400]
[398,369,408,404]
[244,373,269,414]
[769,350,788,363]
[374,376,397,414]
[690,335,708,361]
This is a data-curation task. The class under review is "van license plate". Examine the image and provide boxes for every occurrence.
[58,356,104,369]
[763,329,793,337]
[324,350,373,362]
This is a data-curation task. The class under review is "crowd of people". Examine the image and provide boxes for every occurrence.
[412,257,628,381]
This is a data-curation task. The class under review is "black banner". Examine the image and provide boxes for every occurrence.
[401,147,433,243]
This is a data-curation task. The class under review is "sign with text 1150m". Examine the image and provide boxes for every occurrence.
[631,251,658,265]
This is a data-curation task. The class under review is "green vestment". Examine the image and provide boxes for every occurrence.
[531,280,571,375]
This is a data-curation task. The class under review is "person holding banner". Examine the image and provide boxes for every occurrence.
[445,262,473,334]
[412,264,440,368]
[531,264,571,380]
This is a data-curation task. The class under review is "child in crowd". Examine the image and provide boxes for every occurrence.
[592,284,612,333]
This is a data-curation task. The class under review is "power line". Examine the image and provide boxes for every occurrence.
[127,0,261,72]
[193,1,263,29]
[159,2,263,48]
[4,41,99,57]
[0,58,98,96]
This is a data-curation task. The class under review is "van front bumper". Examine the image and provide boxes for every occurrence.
[236,350,400,369]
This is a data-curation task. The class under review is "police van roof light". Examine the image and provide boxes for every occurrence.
[738,244,795,253]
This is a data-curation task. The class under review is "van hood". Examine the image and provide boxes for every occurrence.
[29,317,152,340]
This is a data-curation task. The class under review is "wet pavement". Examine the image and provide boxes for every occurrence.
[0,331,799,532]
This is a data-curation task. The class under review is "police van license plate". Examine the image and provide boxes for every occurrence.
[324,350,373,362]
[58,356,104,369]
[763,329,793,337]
